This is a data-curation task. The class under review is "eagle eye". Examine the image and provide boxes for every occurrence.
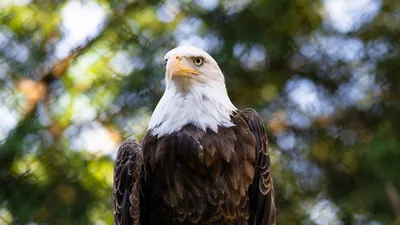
[193,57,204,66]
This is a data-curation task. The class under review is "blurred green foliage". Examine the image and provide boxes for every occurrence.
[0,0,399,224]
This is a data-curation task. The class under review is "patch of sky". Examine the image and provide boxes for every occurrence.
[22,133,41,154]
[0,31,10,49]
[109,51,136,75]
[294,159,324,191]
[0,29,30,63]
[37,102,51,127]
[0,87,21,141]
[322,0,382,33]
[51,92,70,118]
[67,121,117,156]
[222,0,251,15]
[0,63,10,80]
[11,42,30,63]
[194,0,219,11]
[233,43,267,70]
[174,17,204,48]
[300,33,365,63]
[335,63,380,110]
[0,0,31,7]
[308,199,343,225]
[286,77,335,118]
[156,0,181,23]
[56,0,107,58]
[367,38,392,61]
[0,104,19,141]
[276,130,296,150]
[70,94,98,124]
[203,33,224,53]
[178,33,224,53]
[287,110,312,129]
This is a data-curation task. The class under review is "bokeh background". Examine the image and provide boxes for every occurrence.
[0,0,399,224]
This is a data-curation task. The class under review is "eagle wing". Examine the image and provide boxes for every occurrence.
[241,109,276,225]
[113,139,143,225]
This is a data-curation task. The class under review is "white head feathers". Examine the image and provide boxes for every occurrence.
[148,45,237,137]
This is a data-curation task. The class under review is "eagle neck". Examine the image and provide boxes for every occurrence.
[148,82,237,137]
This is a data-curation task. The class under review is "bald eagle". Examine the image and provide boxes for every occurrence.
[113,46,276,225]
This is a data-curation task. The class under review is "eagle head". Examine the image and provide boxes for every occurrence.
[163,46,225,92]
[149,46,236,137]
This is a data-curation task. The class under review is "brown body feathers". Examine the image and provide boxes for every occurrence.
[113,109,275,225]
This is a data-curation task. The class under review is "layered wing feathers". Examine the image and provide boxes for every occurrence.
[113,139,143,225]
[242,109,276,225]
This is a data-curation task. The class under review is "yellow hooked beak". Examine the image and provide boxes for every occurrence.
[167,55,201,81]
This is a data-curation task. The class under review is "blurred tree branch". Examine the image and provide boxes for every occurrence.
[386,181,400,223]
[1,0,145,152]
[0,215,11,225]
[0,2,149,222]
